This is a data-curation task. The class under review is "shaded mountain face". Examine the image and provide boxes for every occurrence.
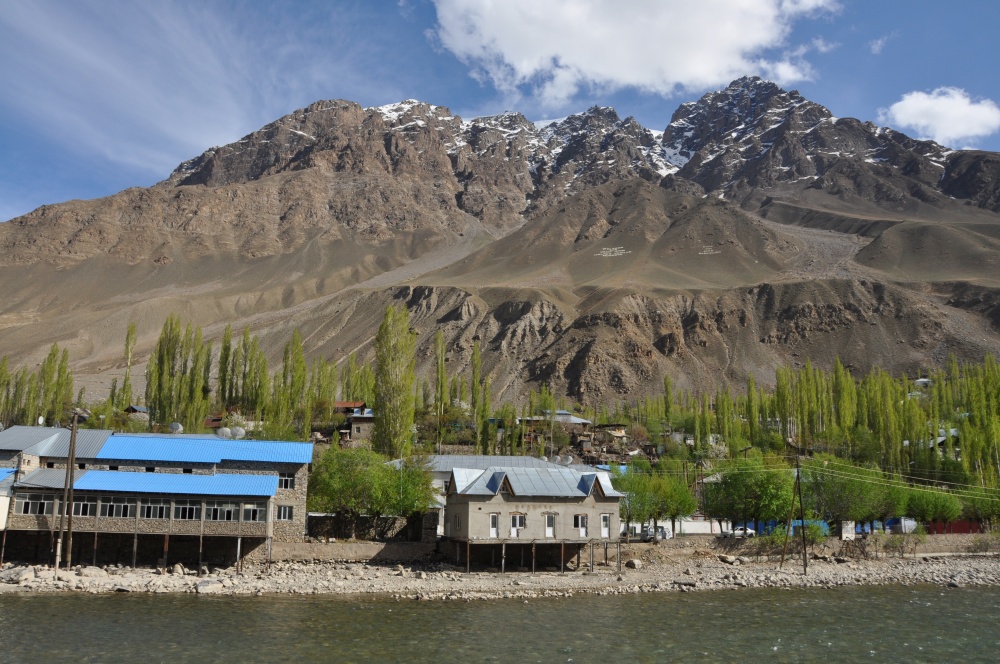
[1,78,999,403]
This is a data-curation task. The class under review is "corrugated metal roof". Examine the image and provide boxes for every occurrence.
[454,466,623,498]
[0,468,15,482]
[74,471,278,497]
[97,435,313,464]
[36,429,113,459]
[0,426,111,458]
[391,455,565,473]
[15,468,86,489]
[0,427,60,452]
[450,468,481,493]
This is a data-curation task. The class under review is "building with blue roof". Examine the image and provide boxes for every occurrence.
[0,427,311,569]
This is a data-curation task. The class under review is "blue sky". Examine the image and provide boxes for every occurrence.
[2,0,999,222]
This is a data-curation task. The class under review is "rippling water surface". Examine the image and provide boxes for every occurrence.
[2,585,999,663]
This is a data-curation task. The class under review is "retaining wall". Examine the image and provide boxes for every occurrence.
[271,541,438,563]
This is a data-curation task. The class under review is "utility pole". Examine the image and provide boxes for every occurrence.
[55,408,88,571]
[797,455,808,575]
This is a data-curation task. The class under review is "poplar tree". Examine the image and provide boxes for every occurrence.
[218,324,233,409]
[470,342,483,451]
[434,330,446,452]
[373,305,416,458]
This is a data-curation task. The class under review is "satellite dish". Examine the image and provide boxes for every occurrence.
[552,455,561,463]
[562,456,573,465]
[540,456,548,462]
[168,422,183,434]
[232,427,246,440]
[37,416,45,426]
[217,427,232,439]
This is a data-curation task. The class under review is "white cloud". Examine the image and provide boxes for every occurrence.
[811,37,838,53]
[430,0,840,108]
[877,87,1000,147]
[869,32,895,55]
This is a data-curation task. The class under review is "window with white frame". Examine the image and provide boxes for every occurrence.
[205,501,239,521]
[139,498,169,519]
[511,513,526,529]
[15,493,54,515]
[574,514,588,535]
[278,472,295,490]
[276,505,294,521]
[72,496,98,516]
[173,499,201,520]
[100,496,135,518]
[243,502,267,522]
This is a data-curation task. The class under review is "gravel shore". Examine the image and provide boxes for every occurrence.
[3,542,999,601]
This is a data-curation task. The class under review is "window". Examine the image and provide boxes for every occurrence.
[545,513,556,537]
[278,472,295,490]
[276,505,294,521]
[78,463,86,470]
[108,465,119,471]
[182,468,193,474]
[72,496,98,516]
[174,499,201,520]
[15,493,54,515]
[573,514,588,529]
[355,426,361,434]
[145,467,155,473]
[139,498,169,519]
[243,502,266,522]
[46,462,54,469]
[511,513,526,529]
[100,496,135,518]
[205,501,239,521]
[453,513,461,530]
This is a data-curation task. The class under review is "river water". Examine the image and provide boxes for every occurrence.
[1,585,998,663]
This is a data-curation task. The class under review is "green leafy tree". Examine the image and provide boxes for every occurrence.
[372,305,416,458]
[706,456,794,531]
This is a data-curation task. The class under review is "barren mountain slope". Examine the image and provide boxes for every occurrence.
[2,78,1000,404]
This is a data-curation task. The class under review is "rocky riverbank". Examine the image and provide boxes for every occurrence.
[3,538,1000,601]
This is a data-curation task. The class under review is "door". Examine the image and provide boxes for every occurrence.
[576,514,588,538]
[601,513,610,538]
[545,513,555,538]
[489,513,499,539]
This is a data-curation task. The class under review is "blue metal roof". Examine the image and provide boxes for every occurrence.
[97,435,313,464]
[0,468,15,481]
[74,471,279,497]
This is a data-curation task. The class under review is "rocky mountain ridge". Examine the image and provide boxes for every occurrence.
[1,77,999,403]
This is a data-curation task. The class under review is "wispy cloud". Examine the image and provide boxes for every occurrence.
[0,1,411,179]
[869,32,896,55]
[430,0,840,109]
[878,87,1000,147]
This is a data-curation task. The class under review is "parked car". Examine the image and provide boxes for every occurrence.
[640,525,672,542]
[721,526,756,538]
